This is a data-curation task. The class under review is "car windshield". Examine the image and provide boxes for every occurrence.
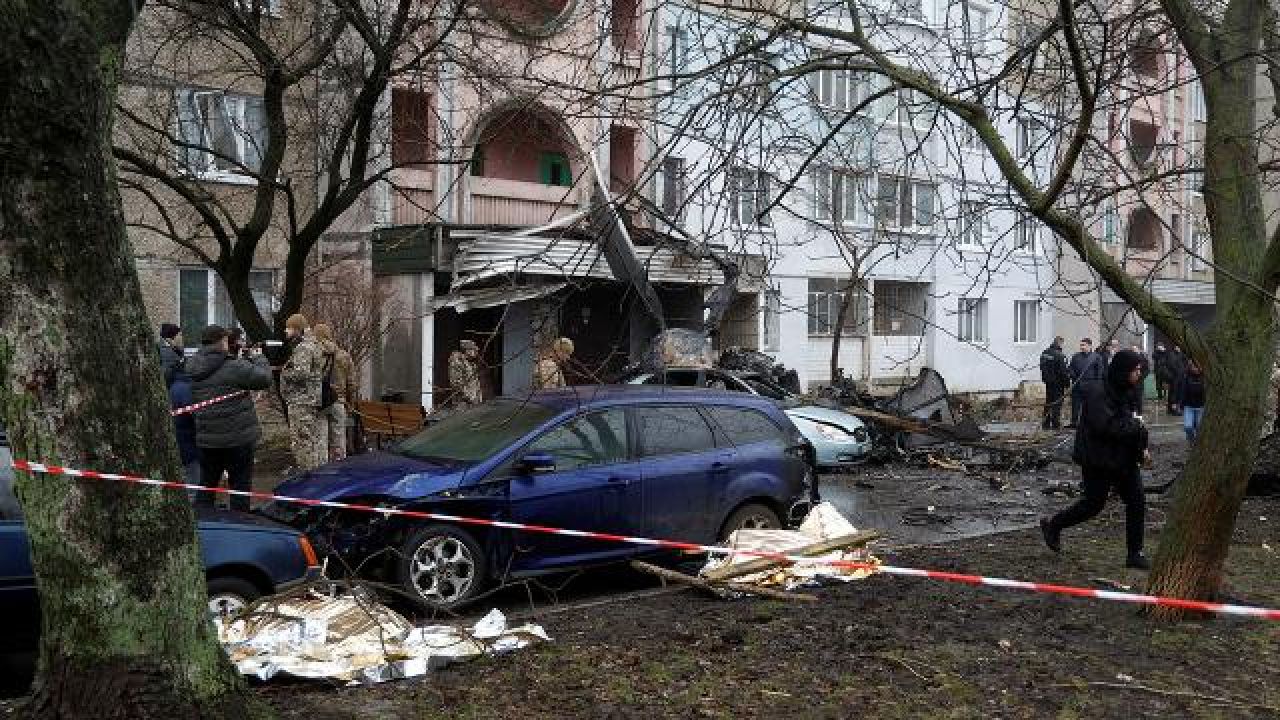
[394,400,557,464]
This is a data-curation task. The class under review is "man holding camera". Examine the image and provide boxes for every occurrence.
[186,324,273,511]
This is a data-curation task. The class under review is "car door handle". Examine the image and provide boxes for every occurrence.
[607,476,628,484]
[710,462,730,473]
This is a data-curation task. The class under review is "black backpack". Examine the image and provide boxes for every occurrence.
[320,352,338,410]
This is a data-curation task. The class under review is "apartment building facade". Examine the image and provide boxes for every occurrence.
[647,0,1061,393]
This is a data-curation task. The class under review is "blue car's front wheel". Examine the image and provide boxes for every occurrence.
[399,525,488,611]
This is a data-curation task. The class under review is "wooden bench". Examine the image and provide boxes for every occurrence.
[353,400,426,449]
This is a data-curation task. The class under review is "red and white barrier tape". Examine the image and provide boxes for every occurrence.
[11,458,1280,621]
[171,392,247,417]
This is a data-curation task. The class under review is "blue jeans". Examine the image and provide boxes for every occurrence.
[1184,406,1204,443]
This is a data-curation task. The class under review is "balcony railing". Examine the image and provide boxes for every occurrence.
[469,176,582,226]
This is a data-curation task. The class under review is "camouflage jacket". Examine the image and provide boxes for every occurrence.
[320,339,357,405]
[282,335,326,408]
[532,357,565,390]
[448,352,482,405]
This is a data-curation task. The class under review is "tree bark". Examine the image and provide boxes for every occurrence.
[829,256,863,384]
[1146,21,1275,615]
[0,1,262,715]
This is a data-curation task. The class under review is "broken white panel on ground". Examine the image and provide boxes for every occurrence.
[215,590,549,685]
[701,502,881,591]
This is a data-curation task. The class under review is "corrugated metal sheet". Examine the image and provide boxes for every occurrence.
[1099,278,1214,305]
[451,233,737,288]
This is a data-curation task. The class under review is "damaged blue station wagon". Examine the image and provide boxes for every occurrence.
[262,386,818,610]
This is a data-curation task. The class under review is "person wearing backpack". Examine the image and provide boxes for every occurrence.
[313,323,356,461]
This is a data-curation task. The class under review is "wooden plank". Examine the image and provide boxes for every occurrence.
[630,561,818,602]
[703,530,881,583]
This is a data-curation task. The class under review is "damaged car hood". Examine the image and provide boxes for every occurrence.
[785,404,865,430]
[275,451,466,502]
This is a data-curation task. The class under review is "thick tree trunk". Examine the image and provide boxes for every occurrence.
[0,1,261,716]
[1147,43,1274,616]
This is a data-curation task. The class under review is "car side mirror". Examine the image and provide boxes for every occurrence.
[517,452,556,475]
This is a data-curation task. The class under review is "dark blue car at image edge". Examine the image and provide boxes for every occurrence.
[261,385,819,611]
[0,422,322,652]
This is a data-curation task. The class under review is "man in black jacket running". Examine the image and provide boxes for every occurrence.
[1041,350,1151,569]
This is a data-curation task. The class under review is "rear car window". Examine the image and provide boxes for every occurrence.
[526,409,628,471]
[705,406,784,446]
[635,406,717,457]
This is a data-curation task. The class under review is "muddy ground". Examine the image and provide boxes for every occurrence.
[249,430,1280,719]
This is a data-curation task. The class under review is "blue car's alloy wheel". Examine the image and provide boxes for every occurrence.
[401,525,487,609]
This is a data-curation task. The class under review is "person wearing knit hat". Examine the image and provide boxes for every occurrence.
[157,323,185,385]
[1041,349,1152,569]
[281,313,329,470]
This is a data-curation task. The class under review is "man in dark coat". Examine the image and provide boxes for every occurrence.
[1152,343,1169,400]
[186,324,273,512]
[1067,338,1101,427]
[1039,336,1070,430]
[157,322,185,385]
[1041,350,1151,569]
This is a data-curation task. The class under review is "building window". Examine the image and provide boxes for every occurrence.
[876,176,936,229]
[1190,222,1208,271]
[1014,300,1039,343]
[1103,202,1119,244]
[1015,117,1039,160]
[807,278,868,336]
[957,297,988,343]
[1190,81,1206,121]
[178,268,275,348]
[539,152,572,187]
[660,156,687,222]
[964,1,990,51]
[815,64,871,112]
[730,167,771,228]
[1015,215,1040,254]
[893,0,925,21]
[958,124,981,151]
[175,88,268,180]
[391,88,433,168]
[812,167,868,225]
[959,201,986,247]
[666,25,689,93]
[612,0,640,51]
[762,290,782,350]
[873,281,927,336]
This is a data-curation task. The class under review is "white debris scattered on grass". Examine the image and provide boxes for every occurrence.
[699,502,880,592]
[215,590,549,685]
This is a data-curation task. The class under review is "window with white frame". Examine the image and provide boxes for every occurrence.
[762,290,782,350]
[1013,300,1039,343]
[815,65,871,113]
[178,267,275,349]
[876,176,936,230]
[957,297,988,343]
[666,25,689,93]
[1103,201,1119,243]
[1190,81,1206,122]
[1015,215,1040,253]
[808,0,847,22]
[807,278,869,336]
[1190,222,1208,271]
[1015,116,1040,159]
[812,167,869,225]
[958,124,981,151]
[964,1,991,51]
[175,88,268,180]
[730,167,772,228]
[893,0,925,21]
[895,88,934,126]
[959,201,986,247]
[1188,148,1204,194]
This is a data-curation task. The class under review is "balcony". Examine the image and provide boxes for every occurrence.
[391,168,436,226]
[469,176,582,226]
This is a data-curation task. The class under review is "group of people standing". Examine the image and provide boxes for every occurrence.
[157,314,356,511]
[446,336,576,408]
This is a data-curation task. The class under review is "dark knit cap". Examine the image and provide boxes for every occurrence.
[160,323,182,340]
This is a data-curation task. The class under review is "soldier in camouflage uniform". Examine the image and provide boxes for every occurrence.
[282,313,328,470]
[448,339,483,408]
[533,337,574,390]
[313,323,357,461]
[1264,359,1280,439]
